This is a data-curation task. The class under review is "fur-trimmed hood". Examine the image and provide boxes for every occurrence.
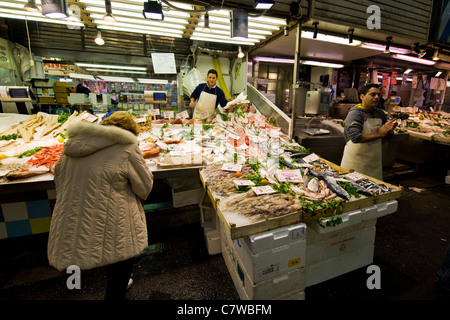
[64,121,138,158]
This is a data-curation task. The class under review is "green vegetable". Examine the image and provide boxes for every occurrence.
[57,113,71,124]
[338,181,362,198]
[0,133,22,140]
[272,182,296,196]
[17,147,41,158]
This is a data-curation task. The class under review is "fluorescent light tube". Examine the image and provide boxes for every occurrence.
[85,68,147,74]
[391,54,436,66]
[302,60,344,68]
[137,79,169,84]
[253,57,295,64]
[75,63,147,71]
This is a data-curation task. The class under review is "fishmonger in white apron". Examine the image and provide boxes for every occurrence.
[192,84,217,120]
[340,116,383,180]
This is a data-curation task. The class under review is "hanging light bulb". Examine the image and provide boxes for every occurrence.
[433,49,440,61]
[95,30,105,45]
[202,12,211,33]
[24,0,41,13]
[237,46,244,58]
[103,0,116,23]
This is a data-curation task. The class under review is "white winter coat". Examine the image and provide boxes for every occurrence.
[47,121,153,271]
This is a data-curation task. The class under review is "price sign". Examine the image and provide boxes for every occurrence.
[221,163,242,172]
[149,109,160,116]
[276,169,302,182]
[199,111,209,119]
[134,117,146,123]
[163,111,174,119]
[346,172,366,181]
[177,110,189,119]
[81,113,98,122]
[233,180,255,187]
[302,153,320,163]
[251,185,276,195]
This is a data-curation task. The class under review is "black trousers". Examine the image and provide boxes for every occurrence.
[104,257,135,301]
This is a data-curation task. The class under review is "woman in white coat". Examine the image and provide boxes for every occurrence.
[47,112,153,300]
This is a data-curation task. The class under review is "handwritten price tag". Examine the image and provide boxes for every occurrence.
[134,117,146,123]
[251,185,276,195]
[149,109,160,116]
[81,113,98,122]
[163,111,174,119]
[176,110,189,119]
[346,172,366,181]
[221,163,242,172]
[233,180,255,187]
[276,169,302,182]
[302,153,320,163]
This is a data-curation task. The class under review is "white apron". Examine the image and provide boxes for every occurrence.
[340,117,383,180]
[192,85,217,120]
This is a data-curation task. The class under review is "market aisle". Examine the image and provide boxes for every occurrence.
[0,167,449,300]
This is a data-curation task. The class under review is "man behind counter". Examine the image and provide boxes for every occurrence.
[340,84,397,180]
[189,69,228,120]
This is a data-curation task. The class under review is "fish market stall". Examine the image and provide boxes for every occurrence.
[0,93,403,300]
[391,110,450,167]
[194,92,402,300]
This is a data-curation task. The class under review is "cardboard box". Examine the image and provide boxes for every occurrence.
[38,96,55,103]
[56,97,69,104]
[53,86,71,93]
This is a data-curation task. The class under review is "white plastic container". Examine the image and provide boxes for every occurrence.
[204,227,221,255]
[240,223,306,254]
[306,209,363,234]
[221,237,306,300]
[305,245,375,287]
[306,226,376,266]
[221,221,306,284]
[362,200,398,220]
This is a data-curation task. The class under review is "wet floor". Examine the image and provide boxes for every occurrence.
[0,162,450,305]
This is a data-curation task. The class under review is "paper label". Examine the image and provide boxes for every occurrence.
[134,117,147,123]
[221,163,242,172]
[251,185,276,195]
[233,180,255,187]
[302,153,320,163]
[276,169,302,182]
[81,113,98,122]
[163,111,174,119]
[176,110,189,119]
[346,172,366,181]
[199,111,209,119]
[149,109,160,116]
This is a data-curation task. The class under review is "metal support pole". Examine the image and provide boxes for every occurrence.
[289,21,302,139]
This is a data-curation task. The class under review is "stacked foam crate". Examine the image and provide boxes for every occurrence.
[221,221,307,300]
[200,193,221,255]
[304,200,398,287]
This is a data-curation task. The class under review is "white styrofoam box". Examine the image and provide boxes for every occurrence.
[240,223,307,254]
[221,238,306,300]
[172,184,204,208]
[362,200,398,220]
[305,245,375,287]
[446,175,450,184]
[200,203,218,229]
[204,227,221,255]
[221,221,306,284]
[278,289,305,300]
[306,209,363,234]
[306,226,376,266]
